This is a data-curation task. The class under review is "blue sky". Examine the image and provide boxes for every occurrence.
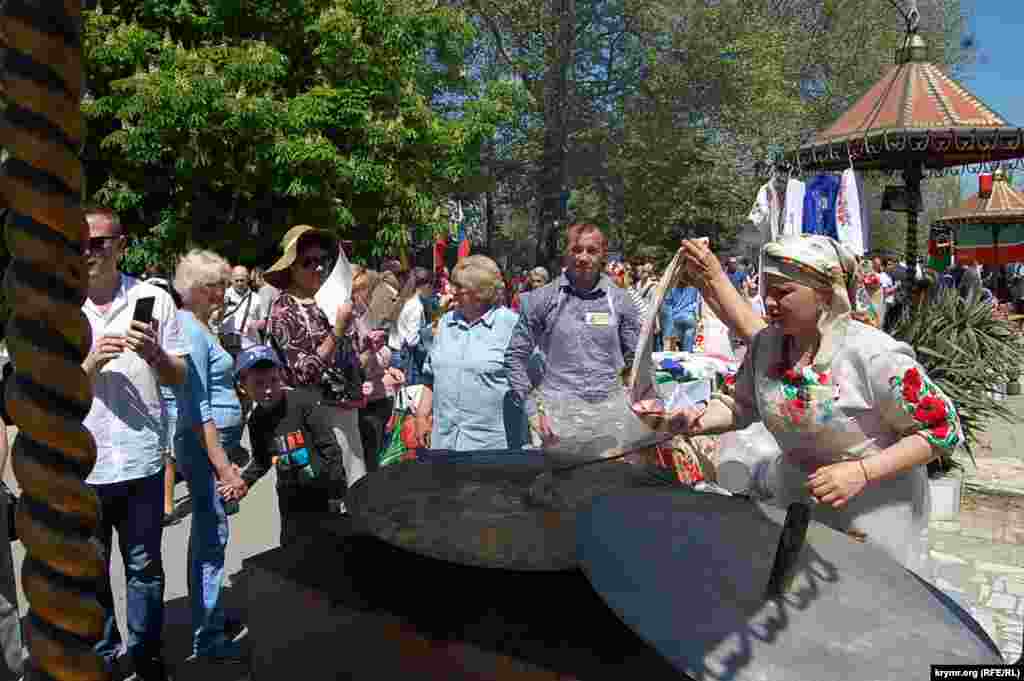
[959,3,1024,196]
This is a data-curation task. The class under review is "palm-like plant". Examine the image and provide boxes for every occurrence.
[891,289,1024,474]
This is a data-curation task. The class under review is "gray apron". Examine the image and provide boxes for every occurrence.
[536,288,648,446]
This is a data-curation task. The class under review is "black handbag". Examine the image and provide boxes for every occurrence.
[218,292,253,357]
[321,334,366,405]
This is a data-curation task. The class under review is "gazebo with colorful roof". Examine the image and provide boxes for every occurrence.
[934,168,1024,268]
[787,18,1024,266]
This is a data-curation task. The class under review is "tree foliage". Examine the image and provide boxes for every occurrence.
[83,0,524,267]
[72,0,973,271]
[445,0,968,268]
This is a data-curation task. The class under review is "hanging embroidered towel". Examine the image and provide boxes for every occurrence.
[748,182,785,243]
[747,183,771,242]
[835,169,870,256]
[783,179,805,237]
[802,174,840,239]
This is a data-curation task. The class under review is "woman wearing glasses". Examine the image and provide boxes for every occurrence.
[264,225,367,493]
[411,255,528,450]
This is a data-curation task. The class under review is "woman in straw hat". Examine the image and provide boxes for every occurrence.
[264,225,367,491]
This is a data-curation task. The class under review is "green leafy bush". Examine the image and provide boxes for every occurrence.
[891,289,1024,474]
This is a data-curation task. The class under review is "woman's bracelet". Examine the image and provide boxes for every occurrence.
[858,458,871,484]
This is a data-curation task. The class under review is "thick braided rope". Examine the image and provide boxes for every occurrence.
[0,0,109,677]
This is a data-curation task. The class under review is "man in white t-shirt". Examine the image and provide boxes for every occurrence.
[82,207,188,681]
[220,265,266,352]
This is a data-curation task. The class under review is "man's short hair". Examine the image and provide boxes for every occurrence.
[565,223,608,250]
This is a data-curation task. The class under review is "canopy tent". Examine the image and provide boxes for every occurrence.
[954,224,1024,266]
[935,169,1024,267]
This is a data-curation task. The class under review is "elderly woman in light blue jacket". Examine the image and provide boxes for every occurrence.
[412,255,528,450]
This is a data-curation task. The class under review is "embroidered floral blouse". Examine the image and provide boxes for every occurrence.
[726,320,962,468]
[268,293,358,389]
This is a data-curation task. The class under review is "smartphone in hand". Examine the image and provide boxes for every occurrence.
[133,296,156,325]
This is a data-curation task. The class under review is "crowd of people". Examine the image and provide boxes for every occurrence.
[0,206,974,680]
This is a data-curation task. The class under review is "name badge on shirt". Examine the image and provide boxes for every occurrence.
[585,312,611,326]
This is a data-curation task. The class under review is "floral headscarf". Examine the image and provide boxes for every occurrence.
[761,235,859,371]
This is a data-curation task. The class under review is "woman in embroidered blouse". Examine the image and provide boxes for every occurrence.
[264,225,366,489]
[634,235,962,574]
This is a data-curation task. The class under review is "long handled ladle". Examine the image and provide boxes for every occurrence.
[526,431,679,507]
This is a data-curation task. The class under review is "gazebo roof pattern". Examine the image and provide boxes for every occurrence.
[815,61,1008,144]
[936,171,1024,224]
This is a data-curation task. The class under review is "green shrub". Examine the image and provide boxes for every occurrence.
[891,289,1024,475]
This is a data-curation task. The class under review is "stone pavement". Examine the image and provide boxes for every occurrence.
[4,425,275,681]
[929,395,1024,663]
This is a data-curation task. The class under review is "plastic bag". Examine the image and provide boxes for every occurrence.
[379,389,420,467]
[716,422,782,498]
[539,388,654,451]
[664,380,710,411]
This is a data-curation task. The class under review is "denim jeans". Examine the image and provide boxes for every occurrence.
[176,426,239,656]
[671,317,698,353]
[93,471,166,678]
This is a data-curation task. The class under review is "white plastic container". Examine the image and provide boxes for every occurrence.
[929,475,962,521]
[716,423,782,499]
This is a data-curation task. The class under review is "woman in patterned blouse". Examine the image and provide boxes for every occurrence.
[634,235,962,575]
[264,225,367,491]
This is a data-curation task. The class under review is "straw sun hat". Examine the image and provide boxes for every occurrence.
[263,225,337,290]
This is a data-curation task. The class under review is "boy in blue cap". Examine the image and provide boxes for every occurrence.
[234,345,347,545]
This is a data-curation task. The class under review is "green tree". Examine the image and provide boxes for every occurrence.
[83,0,522,265]
[433,0,971,266]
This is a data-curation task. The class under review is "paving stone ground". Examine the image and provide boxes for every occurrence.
[929,395,1024,662]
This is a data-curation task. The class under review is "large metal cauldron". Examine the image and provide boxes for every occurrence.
[347,448,678,571]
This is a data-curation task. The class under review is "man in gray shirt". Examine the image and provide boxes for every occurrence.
[505,223,641,447]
